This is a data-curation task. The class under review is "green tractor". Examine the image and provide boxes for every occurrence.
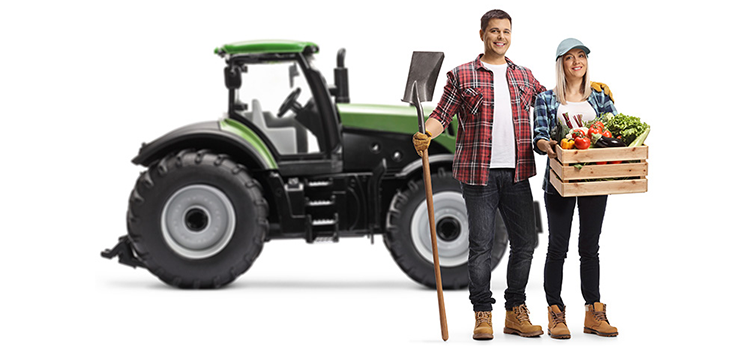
[101,40,541,289]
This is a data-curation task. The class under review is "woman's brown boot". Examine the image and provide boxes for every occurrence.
[547,305,571,339]
[584,302,618,337]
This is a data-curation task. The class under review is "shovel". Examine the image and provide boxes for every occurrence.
[401,51,447,341]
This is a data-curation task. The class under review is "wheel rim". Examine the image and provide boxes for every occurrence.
[161,184,236,259]
[410,191,469,267]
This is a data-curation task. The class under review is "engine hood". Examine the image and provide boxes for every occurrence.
[337,103,436,135]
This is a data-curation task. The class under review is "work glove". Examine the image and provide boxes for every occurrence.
[590,81,614,103]
[412,131,432,156]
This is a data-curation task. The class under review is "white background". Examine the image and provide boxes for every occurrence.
[2,0,746,349]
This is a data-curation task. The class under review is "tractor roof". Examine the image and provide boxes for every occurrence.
[214,40,319,56]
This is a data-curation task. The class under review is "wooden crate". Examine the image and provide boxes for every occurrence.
[550,144,648,197]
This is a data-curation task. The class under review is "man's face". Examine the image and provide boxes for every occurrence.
[480,18,512,60]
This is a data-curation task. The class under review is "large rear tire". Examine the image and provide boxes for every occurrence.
[127,150,268,289]
[385,169,508,289]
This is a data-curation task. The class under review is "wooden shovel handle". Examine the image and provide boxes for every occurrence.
[421,150,448,341]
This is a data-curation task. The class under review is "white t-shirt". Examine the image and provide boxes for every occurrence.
[483,62,515,169]
[556,101,596,129]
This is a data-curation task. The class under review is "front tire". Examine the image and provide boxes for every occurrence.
[385,169,508,289]
[127,150,268,289]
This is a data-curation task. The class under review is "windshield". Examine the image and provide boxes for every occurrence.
[236,60,321,155]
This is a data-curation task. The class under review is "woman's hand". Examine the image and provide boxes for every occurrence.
[537,139,558,158]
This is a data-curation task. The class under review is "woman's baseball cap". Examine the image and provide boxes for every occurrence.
[556,38,590,60]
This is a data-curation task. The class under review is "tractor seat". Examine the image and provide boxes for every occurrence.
[250,99,297,154]
[262,111,308,153]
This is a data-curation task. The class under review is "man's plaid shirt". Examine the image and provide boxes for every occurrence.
[429,55,546,185]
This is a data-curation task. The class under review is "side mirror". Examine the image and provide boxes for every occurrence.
[224,65,242,89]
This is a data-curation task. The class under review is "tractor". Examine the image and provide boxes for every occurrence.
[101,40,541,289]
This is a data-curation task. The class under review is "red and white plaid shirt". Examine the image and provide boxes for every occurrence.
[429,55,546,185]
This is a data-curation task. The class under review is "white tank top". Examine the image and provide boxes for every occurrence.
[556,101,596,129]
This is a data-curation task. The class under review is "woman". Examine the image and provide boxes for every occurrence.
[532,38,619,339]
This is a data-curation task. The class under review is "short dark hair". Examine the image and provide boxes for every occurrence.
[481,9,512,32]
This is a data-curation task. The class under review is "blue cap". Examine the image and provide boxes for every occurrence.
[556,38,590,60]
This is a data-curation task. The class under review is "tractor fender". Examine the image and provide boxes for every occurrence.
[393,153,454,180]
[132,119,277,170]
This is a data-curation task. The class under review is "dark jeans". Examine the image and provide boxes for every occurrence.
[543,189,608,308]
[461,169,537,311]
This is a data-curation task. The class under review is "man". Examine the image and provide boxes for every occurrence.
[413,9,613,340]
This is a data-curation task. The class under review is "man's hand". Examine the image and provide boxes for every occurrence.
[537,139,558,159]
[591,81,614,103]
[413,131,432,156]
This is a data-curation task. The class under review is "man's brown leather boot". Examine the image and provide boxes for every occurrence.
[473,311,493,340]
[503,304,543,337]
[547,305,571,339]
[584,302,618,337]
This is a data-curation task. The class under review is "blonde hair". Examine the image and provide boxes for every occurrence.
[553,55,591,105]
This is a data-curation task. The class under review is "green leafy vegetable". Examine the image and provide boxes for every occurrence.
[600,112,649,145]
[551,119,571,143]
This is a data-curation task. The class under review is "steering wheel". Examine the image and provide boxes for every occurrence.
[277,88,302,117]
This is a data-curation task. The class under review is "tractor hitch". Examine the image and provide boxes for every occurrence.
[101,235,144,269]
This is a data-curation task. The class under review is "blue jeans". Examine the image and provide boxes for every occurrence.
[461,169,537,311]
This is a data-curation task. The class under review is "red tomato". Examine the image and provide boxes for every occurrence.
[574,137,591,149]
[571,129,586,139]
[588,125,603,139]
[602,130,612,138]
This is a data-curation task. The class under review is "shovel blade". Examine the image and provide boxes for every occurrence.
[401,51,445,105]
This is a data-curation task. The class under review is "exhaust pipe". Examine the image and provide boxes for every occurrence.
[334,48,350,103]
